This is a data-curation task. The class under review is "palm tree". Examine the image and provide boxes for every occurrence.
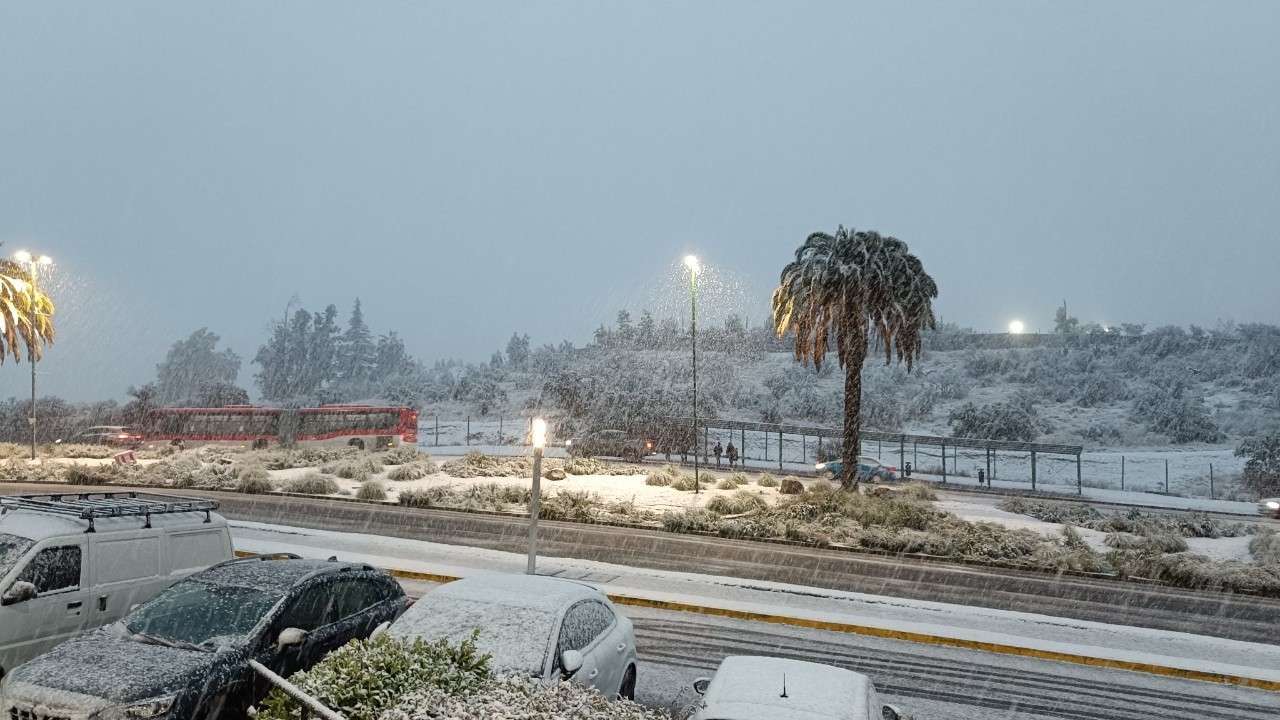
[0,255,56,364]
[772,227,937,490]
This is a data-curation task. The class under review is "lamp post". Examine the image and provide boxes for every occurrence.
[526,417,547,575]
[13,251,52,460]
[684,255,700,494]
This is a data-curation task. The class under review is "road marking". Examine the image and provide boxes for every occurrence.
[232,550,1280,692]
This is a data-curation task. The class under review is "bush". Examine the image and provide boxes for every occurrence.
[283,473,340,495]
[140,454,202,487]
[323,454,385,480]
[644,473,672,487]
[254,633,492,720]
[384,675,676,720]
[949,396,1047,442]
[440,452,534,478]
[661,508,717,533]
[236,472,276,494]
[0,460,61,484]
[716,477,739,490]
[564,457,606,475]
[900,482,938,501]
[756,473,778,488]
[460,483,529,511]
[540,489,599,521]
[388,460,436,481]
[670,474,701,492]
[357,481,389,501]
[779,477,804,494]
[383,445,431,465]
[808,478,834,494]
[399,487,454,509]
[64,463,124,486]
[1249,528,1280,565]
[706,490,767,516]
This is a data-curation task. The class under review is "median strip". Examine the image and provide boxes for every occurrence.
[233,550,1280,692]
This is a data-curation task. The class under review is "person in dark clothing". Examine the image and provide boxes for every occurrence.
[713,441,723,467]
[726,442,738,468]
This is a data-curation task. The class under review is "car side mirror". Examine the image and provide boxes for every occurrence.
[276,627,308,652]
[2,581,38,606]
[882,704,902,720]
[693,677,711,695]
[370,621,391,640]
[560,649,584,676]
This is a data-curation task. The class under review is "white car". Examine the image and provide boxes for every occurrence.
[1259,498,1280,519]
[390,574,639,700]
[691,656,905,720]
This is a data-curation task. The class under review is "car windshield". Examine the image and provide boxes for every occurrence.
[124,580,283,648]
[0,533,36,579]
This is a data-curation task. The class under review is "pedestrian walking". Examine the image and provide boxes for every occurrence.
[713,441,723,468]
[726,441,738,469]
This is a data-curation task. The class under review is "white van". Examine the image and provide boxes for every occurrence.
[0,492,233,678]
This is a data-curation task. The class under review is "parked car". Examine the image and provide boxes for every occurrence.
[690,655,904,720]
[0,492,233,678]
[0,554,406,720]
[390,574,638,700]
[61,425,142,448]
[565,429,655,463]
[1259,498,1280,519]
[815,456,898,482]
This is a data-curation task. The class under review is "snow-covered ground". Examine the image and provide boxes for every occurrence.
[228,521,1280,686]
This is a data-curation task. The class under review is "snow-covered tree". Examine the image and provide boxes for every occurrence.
[338,299,376,382]
[615,309,634,347]
[636,310,656,348]
[155,328,241,405]
[1054,302,1079,334]
[505,332,530,368]
[1237,432,1280,495]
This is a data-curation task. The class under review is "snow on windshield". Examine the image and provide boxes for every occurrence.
[0,532,35,579]
[125,580,282,647]
[391,596,558,675]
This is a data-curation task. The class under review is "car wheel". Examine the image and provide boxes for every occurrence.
[618,665,636,701]
[348,438,366,450]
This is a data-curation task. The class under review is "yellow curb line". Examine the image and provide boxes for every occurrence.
[233,551,1280,692]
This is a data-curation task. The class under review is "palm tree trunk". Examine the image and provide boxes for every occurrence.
[841,316,867,491]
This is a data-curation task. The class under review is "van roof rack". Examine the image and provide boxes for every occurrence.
[0,491,220,532]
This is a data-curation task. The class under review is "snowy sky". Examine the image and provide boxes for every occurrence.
[2,1,1278,401]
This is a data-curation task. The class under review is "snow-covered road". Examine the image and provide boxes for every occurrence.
[230,521,1280,720]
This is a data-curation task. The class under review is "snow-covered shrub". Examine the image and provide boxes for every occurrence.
[48,443,118,460]
[323,454,385,480]
[459,483,529,511]
[661,508,716,533]
[565,457,608,475]
[670,474,700,492]
[253,633,492,720]
[644,472,672,487]
[141,453,202,487]
[399,486,454,508]
[948,396,1047,441]
[388,460,436,481]
[0,459,61,483]
[1107,550,1280,595]
[1131,387,1224,443]
[963,350,1017,379]
[1076,373,1129,407]
[383,674,678,720]
[539,489,598,521]
[860,390,904,431]
[193,463,233,489]
[283,473,340,495]
[1081,422,1124,444]
[64,463,125,486]
[383,445,431,465]
[441,452,536,478]
[1237,432,1280,496]
[357,481,388,501]
[706,490,767,516]
[808,478,834,494]
[235,472,275,494]
[786,386,840,424]
[756,472,777,487]
[900,482,937,501]
[715,477,739,490]
[1250,529,1280,565]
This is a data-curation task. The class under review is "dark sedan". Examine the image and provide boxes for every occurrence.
[0,555,406,720]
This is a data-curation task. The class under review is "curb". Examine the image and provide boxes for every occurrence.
[232,552,1280,692]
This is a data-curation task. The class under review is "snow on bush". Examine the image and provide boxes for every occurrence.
[1237,432,1280,496]
[540,489,599,521]
[715,477,739,490]
[383,675,680,720]
[899,482,937,501]
[706,490,767,516]
[383,445,433,465]
[948,395,1048,441]
[252,633,492,720]
[1249,528,1280,565]
[1131,385,1224,443]
[0,459,61,483]
[670,474,701,492]
[236,471,276,494]
[399,486,454,508]
[63,462,127,485]
[644,472,672,487]
[283,473,340,495]
[358,481,389,501]
[999,498,1253,538]
[323,454,385,480]
[388,460,436,481]
[756,472,778,487]
[442,452,538,478]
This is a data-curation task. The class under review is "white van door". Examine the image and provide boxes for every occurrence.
[88,534,163,627]
[0,541,89,672]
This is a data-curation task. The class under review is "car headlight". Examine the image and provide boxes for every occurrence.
[814,462,826,470]
[1267,501,1279,510]
[93,695,177,720]
[565,440,572,447]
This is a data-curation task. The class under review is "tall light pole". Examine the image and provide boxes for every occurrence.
[13,251,53,460]
[684,255,700,494]
[526,417,547,575]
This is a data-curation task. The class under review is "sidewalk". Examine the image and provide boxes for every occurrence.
[230,520,1280,689]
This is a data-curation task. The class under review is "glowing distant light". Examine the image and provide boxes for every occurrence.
[531,417,547,450]
[683,255,701,275]
[1009,320,1025,334]
[13,250,31,264]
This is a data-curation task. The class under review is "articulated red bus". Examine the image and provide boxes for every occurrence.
[142,405,419,451]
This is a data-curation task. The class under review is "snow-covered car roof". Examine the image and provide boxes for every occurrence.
[390,574,601,675]
[0,504,227,541]
[196,556,354,592]
[697,656,872,720]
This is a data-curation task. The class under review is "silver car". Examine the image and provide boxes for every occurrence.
[1259,498,1280,519]
[692,655,904,720]
[390,574,639,700]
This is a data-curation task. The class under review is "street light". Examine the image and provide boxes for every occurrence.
[526,417,547,575]
[13,251,53,460]
[684,255,701,494]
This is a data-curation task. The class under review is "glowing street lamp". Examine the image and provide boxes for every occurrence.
[1008,320,1025,335]
[526,417,547,575]
[684,255,701,493]
[13,250,53,460]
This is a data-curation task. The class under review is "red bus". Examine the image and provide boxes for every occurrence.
[143,405,419,451]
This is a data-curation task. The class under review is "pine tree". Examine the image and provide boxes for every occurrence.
[505,333,531,368]
[339,299,376,382]
[637,311,656,347]
[616,310,634,347]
